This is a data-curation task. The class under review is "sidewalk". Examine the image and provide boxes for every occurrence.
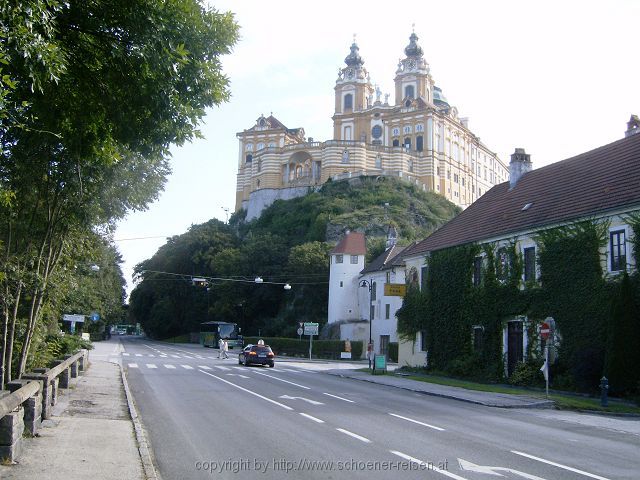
[0,340,151,480]
[325,369,554,408]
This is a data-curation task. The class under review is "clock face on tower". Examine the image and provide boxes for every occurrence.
[407,59,416,70]
[346,68,354,79]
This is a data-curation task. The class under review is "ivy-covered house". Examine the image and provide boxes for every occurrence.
[397,116,640,392]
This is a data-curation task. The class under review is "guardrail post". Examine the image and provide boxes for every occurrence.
[5,379,43,437]
[51,377,59,405]
[0,404,24,463]
[70,359,79,378]
[21,373,52,420]
[54,360,71,389]
[78,350,87,372]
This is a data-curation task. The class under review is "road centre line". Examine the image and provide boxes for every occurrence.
[511,450,611,480]
[251,370,310,389]
[299,413,324,423]
[390,451,469,480]
[336,428,371,443]
[198,370,293,411]
[323,392,355,403]
[388,413,445,431]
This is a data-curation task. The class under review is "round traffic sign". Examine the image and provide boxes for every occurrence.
[540,322,550,340]
[297,327,303,336]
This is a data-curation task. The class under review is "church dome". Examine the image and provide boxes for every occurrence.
[404,32,424,58]
[345,42,364,67]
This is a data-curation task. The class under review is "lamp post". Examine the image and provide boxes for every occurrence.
[360,279,374,369]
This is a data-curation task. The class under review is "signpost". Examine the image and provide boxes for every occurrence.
[540,317,554,398]
[303,322,319,360]
[384,283,407,297]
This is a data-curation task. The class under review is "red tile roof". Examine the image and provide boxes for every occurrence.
[406,132,640,256]
[331,232,366,255]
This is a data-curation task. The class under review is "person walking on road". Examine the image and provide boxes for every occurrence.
[222,339,229,359]
[218,338,224,359]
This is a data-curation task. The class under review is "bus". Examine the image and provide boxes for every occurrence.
[200,321,243,350]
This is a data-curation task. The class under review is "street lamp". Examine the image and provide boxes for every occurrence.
[360,279,374,369]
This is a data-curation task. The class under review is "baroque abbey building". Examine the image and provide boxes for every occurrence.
[235,32,509,219]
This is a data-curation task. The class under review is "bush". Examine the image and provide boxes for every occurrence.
[508,361,544,387]
[446,354,483,379]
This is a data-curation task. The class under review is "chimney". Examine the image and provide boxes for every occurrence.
[509,148,532,189]
[625,115,640,138]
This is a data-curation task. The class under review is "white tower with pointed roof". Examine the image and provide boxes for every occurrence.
[327,231,366,324]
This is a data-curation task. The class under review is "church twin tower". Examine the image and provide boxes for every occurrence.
[235,32,508,220]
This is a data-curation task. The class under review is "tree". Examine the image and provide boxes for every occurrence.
[1,1,238,383]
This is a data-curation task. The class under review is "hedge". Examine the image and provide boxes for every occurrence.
[244,337,363,360]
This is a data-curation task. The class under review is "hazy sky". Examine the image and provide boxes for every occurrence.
[114,0,640,296]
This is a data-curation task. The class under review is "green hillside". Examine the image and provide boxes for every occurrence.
[130,176,460,339]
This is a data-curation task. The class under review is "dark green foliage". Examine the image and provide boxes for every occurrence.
[244,337,363,360]
[605,273,640,394]
[508,361,544,387]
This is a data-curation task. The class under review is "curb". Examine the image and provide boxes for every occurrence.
[326,371,555,409]
[118,362,159,480]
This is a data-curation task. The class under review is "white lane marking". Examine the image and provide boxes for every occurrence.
[391,451,468,480]
[171,355,180,358]
[323,392,355,403]
[389,413,445,431]
[232,366,245,371]
[182,355,193,359]
[278,368,300,373]
[148,354,155,357]
[459,458,546,479]
[128,363,138,368]
[198,365,212,370]
[299,413,324,423]
[160,355,167,358]
[511,451,612,480]
[199,370,292,410]
[336,428,371,443]
[195,355,205,359]
[214,365,231,371]
[181,365,194,370]
[135,354,143,357]
[226,373,249,379]
[207,356,217,360]
[164,365,176,369]
[252,371,310,389]
[146,364,157,369]
[279,395,324,405]
[122,353,130,357]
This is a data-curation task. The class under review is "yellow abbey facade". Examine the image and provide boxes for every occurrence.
[235,32,509,219]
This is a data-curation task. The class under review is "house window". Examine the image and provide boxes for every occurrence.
[385,304,390,319]
[336,254,343,264]
[421,265,428,291]
[375,155,382,169]
[344,94,353,110]
[610,230,626,272]
[245,154,253,163]
[419,330,427,352]
[340,281,343,287]
[392,127,400,136]
[386,271,391,283]
[496,247,510,283]
[380,335,390,356]
[473,256,483,286]
[350,255,358,264]
[473,326,484,352]
[523,246,536,282]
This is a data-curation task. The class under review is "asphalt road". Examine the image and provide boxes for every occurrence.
[117,336,640,480]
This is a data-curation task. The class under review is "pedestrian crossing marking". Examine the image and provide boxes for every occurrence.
[135,354,142,357]
[181,365,194,370]
[164,365,176,369]
[198,365,212,370]
[122,353,130,357]
[146,364,157,369]
[214,365,231,371]
[128,363,138,368]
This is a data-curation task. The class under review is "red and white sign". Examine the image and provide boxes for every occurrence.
[540,322,551,340]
